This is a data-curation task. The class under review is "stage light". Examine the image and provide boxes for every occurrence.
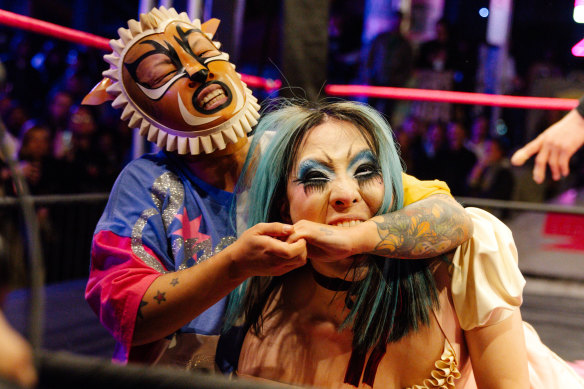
[574,0,584,23]
[572,37,584,56]
[479,7,489,18]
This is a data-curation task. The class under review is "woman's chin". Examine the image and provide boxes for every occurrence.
[311,255,369,281]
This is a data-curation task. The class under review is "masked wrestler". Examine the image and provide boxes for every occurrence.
[83,6,472,368]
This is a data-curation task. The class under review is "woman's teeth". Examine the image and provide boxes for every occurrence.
[332,220,362,227]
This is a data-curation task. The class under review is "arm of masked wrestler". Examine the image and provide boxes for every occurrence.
[87,222,306,350]
[465,310,529,389]
[287,174,473,260]
[133,223,306,345]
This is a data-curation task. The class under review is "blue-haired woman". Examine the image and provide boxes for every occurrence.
[220,100,584,388]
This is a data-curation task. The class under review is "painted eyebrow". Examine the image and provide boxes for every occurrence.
[297,159,334,177]
[348,150,378,170]
[124,40,181,83]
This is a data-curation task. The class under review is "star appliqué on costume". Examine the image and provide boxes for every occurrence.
[172,207,211,263]
[153,290,166,304]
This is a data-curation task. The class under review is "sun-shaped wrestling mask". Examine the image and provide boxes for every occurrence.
[84,6,260,155]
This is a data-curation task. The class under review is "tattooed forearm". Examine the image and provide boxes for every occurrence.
[372,194,472,258]
[170,277,179,286]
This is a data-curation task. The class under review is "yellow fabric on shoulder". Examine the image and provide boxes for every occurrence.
[402,173,451,206]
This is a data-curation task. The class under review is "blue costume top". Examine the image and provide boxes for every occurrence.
[86,150,236,362]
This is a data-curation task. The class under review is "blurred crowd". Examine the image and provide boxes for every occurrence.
[0,11,580,206]
[395,114,514,202]
[0,31,133,197]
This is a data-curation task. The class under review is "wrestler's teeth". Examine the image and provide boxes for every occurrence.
[200,89,225,107]
[333,220,362,227]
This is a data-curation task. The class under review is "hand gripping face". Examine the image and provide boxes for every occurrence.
[84,6,260,155]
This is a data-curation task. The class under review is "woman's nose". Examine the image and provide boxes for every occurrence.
[329,179,361,209]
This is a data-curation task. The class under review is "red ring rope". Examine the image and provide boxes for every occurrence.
[0,9,281,92]
[0,9,111,51]
[325,84,578,111]
[0,9,579,108]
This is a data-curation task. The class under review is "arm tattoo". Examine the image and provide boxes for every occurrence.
[319,227,334,236]
[170,277,179,286]
[153,290,167,304]
[373,194,471,258]
[138,300,148,320]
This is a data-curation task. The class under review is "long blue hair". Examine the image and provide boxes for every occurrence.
[224,99,438,352]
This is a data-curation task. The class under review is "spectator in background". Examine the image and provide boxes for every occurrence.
[416,18,454,72]
[52,49,100,103]
[64,105,115,193]
[43,89,74,158]
[365,11,414,117]
[396,115,428,177]
[2,34,45,112]
[466,114,490,161]
[15,123,73,195]
[469,137,514,200]
[438,121,477,196]
[419,121,448,180]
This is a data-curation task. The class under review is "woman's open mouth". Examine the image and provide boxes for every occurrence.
[330,219,363,228]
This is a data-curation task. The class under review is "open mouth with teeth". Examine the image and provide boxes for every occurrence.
[331,220,363,228]
[192,81,232,114]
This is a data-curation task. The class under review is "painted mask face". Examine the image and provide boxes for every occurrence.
[92,7,260,155]
[286,119,385,227]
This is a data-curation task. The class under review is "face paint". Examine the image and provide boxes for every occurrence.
[99,7,260,155]
[286,120,385,227]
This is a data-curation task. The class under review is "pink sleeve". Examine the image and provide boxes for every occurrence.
[85,230,164,361]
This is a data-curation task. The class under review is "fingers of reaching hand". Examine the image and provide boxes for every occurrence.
[533,143,550,184]
[547,146,562,181]
[558,151,571,178]
[510,136,543,166]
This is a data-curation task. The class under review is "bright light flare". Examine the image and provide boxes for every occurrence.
[572,38,584,56]
[575,0,584,23]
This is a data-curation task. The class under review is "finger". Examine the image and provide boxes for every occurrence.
[255,222,294,237]
[265,238,306,260]
[558,152,571,178]
[16,365,37,388]
[284,231,305,244]
[532,144,550,184]
[547,147,561,181]
[287,238,307,259]
[510,137,543,166]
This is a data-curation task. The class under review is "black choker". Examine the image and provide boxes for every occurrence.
[311,266,354,292]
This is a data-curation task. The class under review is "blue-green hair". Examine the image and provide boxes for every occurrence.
[224,99,438,353]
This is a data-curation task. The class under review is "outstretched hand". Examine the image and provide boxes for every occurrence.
[511,109,584,183]
[230,222,307,278]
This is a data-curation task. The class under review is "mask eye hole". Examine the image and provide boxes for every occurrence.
[135,54,179,89]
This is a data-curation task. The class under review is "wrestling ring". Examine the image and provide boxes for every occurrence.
[0,8,583,388]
